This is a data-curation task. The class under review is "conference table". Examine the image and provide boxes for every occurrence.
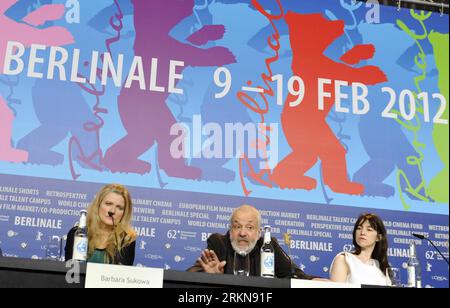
[0,257,291,288]
[1,257,381,288]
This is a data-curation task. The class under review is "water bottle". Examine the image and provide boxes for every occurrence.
[260,225,275,278]
[72,210,88,262]
[407,241,422,288]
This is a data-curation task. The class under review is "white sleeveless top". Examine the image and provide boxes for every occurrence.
[331,252,391,286]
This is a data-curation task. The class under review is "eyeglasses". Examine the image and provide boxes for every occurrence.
[231,224,258,233]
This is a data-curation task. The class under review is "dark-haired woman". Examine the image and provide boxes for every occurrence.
[330,213,391,286]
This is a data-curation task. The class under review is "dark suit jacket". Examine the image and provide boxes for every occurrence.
[64,227,135,265]
[187,232,316,279]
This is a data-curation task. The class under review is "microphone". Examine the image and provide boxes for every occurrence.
[412,233,426,240]
[108,212,119,246]
[412,233,449,266]
[283,233,297,279]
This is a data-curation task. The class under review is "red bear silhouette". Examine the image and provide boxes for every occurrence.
[270,13,387,195]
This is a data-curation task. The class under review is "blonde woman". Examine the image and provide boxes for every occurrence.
[65,184,137,265]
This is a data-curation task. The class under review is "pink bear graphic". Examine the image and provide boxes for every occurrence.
[0,0,73,163]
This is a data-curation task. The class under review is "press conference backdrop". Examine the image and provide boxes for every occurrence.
[0,0,448,288]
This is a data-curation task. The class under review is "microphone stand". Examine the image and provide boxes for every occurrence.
[283,233,298,279]
[413,233,449,266]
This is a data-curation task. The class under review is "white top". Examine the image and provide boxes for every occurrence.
[331,252,391,286]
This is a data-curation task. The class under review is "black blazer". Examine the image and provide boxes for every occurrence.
[187,232,316,279]
[64,227,136,266]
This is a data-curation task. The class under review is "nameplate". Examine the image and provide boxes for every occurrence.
[291,279,360,288]
[85,263,164,288]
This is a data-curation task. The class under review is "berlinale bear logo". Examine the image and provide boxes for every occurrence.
[270,12,387,195]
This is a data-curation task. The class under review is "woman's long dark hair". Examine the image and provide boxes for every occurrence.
[352,213,390,276]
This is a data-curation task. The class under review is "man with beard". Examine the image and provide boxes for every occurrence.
[187,205,315,279]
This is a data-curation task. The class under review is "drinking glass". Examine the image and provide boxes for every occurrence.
[233,251,250,276]
[45,236,61,261]
[388,267,402,287]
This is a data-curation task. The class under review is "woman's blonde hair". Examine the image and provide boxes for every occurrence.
[86,184,136,263]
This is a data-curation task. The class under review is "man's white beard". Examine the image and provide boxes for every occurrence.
[231,237,257,256]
